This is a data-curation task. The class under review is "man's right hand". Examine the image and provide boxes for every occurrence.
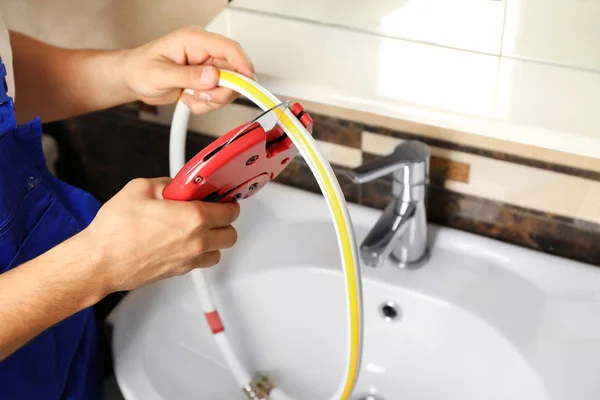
[82,177,239,295]
[0,177,239,361]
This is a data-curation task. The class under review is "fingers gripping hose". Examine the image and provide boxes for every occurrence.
[169,70,364,400]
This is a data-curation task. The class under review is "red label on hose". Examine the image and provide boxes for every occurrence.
[205,311,225,334]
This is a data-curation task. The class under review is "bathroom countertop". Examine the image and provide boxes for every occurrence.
[206,7,600,160]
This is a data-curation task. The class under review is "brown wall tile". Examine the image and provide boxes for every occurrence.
[429,156,470,184]
[427,187,600,266]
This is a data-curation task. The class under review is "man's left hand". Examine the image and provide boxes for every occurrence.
[122,26,256,115]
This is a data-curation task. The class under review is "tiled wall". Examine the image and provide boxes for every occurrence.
[46,100,599,267]
[230,0,600,72]
[502,0,600,72]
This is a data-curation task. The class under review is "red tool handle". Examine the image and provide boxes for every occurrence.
[163,102,313,203]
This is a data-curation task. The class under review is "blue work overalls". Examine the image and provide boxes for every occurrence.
[0,56,103,399]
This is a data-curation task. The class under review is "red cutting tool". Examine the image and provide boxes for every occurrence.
[163,101,313,202]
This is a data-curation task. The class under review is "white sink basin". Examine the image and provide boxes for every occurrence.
[109,182,600,400]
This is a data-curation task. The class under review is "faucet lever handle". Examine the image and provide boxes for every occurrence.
[348,140,430,184]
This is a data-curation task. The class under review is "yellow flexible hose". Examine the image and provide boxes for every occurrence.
[170,70,363,399]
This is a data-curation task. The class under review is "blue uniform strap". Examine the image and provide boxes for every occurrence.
[0,55,16,129]
[0,56,12,105]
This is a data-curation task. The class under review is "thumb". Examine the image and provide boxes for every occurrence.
[166,64,219,91]
[144,177,173,199]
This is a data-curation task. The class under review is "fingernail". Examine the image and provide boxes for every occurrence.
[196,92,212,102]
[200,66,215,85]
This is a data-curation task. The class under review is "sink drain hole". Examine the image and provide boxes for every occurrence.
[379,301,401,323]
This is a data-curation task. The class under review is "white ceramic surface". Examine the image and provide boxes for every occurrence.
[502,0,600,72]
[231,0,600,73]
[110,182,600,400]
[203,8,600,160]
[231,0,506,55]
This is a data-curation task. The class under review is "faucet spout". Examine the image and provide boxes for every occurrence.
[348,140,431,269]
[360,199,415,266]
[360,198,428,268]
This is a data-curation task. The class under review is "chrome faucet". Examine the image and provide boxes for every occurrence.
[347,140,430,268]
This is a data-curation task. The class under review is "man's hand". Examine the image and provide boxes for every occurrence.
[123,26,256,115]
[11,27,255,122]
[0,177,240,360]
[85,177,240,294]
